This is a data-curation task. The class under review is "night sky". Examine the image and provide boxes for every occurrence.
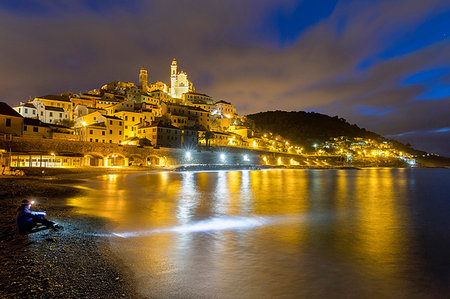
[0,0,449,155]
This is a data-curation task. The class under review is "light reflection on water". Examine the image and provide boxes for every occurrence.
[68,169,450,298]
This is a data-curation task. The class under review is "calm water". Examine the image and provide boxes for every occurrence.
[68,168,450,298]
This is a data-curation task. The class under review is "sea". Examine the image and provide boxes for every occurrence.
[67,168,450,298]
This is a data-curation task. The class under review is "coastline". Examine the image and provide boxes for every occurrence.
[0,174,141,298]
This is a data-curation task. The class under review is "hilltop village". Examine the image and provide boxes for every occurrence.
[0,59,416,169]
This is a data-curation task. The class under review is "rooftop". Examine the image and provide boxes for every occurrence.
[15,102,36,109]
[0,102,24,118]
[24,118,47,126]
[100,115,123,120]
[44,106,65,112]
[216,100,232,105]
[184,92,211,98]
[36,95,71,102]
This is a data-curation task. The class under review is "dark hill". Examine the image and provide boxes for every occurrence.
[245,110,419,153]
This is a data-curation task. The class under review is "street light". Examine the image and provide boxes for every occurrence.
[185,151,192,161]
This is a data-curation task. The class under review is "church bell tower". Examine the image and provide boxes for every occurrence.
[139,66,148,92]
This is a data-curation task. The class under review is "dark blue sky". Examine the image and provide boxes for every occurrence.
[0,0,449,155]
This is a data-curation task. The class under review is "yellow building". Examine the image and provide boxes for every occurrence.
[105,101,134,115]
[74,111,102,128]
[77,115,123,144]
[149,81,169,93]
[113,111,145,139]
[33,95,73,112]
[182,92,214,105]
[23,118,51,138]
[214,100,235,118]
[137,122,182,148]
[0,102,24,136]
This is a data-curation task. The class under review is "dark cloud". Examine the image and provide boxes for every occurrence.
[0,0,449,155]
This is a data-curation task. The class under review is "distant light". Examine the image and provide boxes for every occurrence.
[243,154,250,162]
[220,153,226,162]
[185,151,192,160]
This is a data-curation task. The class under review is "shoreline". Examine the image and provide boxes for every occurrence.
[0,175,141,298]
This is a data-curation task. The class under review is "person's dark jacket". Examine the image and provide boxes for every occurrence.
[16,205,46,233]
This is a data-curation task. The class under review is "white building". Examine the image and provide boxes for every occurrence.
[170,59,194,99]
[13,102,37,118]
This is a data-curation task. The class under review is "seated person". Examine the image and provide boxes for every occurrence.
[16,200,62,234]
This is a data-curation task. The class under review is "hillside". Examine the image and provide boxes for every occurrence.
[245,110,420,153]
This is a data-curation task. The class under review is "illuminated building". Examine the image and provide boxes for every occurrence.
[13,102,37,118]
[170,59,195,99]
[137,122,182,148]
[0,102,24,136]
[113,111,145,138]
[76,114,123,144]
[139,66,148,92]
[214,100,235,118]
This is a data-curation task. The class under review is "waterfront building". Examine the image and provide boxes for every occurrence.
[13,102,37,118]
[182,127,200,148]
[0,102,24,136]
[137,122,182,148]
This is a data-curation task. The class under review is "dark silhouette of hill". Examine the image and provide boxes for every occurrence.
[245,110,420,153]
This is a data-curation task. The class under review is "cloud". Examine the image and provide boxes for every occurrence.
[0,0,449,155]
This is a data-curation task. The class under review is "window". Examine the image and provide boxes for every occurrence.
[102,140,105,143]
[90,138,93,142]
[95,139,98,142]
[109,140,112,143]
[132,117,135,122]
[49,112,53,117]
[109,130,112,134]
[59,113,63,118]
[89,130,93,134]
[33,127,38,132]
[119,131,122,135]
[125,116,128,121]
[41,112,43,116]
[125,126,128,129]
[110,120,113,125]
[24,125,27,131]
[102,131,105,136]
[25,108,28,113]
[119,121,122,126]
[33,110,36,115]
[6,118,11,127]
